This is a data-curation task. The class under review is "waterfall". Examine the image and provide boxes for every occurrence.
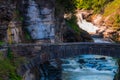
[26,0,55,42]
[76,12,114,43]
[76,13,99,34]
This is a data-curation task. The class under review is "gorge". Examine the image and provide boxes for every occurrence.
[0,0,120,80]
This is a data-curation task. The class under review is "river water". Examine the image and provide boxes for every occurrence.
[61,13,118,80]
[26,0,119,80]
[62,55,118,80]
[93,38,113,43]
[61,38,118,80]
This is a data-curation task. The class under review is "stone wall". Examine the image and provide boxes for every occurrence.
[41,43,120,58]
[0,0,25,43]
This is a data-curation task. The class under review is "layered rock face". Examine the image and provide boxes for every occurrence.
[24,0,55,43]
[0,0,14,41]
[0,0,93,79]
[0,0,24,43]
[55,2,93,42]
[0,0,93,43]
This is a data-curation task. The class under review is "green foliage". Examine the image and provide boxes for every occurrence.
[115,15,120,24]
[0,52,22,80]
[15,9,19,15]
[0,58,14,78]
[102,0,120,43]
[74,0,113,13]
[112,14,120,29]
[19,17,24,21]
[66,15,81,33]
[0,41,5,46]
[25,30,31,40]
[7,48,14,60]
[9,72,22,80]
[104,0,120,16]
[15,9,24,21]
[56,0,113,13]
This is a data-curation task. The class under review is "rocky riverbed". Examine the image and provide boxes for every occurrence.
[39,54,118,80]
[61,55,118,80]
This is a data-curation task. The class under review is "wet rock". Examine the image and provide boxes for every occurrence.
[97,65,113,71]
[79,65,83,69]
[40,61,62,80]
[99,57,106,60]
[63,26,93,42]
[80,29,94,42]
[77,59,86,64]
[63,27,82,42]
[61,60,70,64]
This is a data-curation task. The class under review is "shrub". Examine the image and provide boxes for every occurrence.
[0,52,22,80]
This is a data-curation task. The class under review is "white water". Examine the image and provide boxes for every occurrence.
[62,55,118,80]
[77,12,114,43]
[77,13,99,34]
[26,1,118,79]
[93,38,112,43]
[62,13,118,80]
[26,0,55,40]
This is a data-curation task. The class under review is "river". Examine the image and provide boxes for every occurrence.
[40,20,119,80]
[61,13,118,80]
[62,55,118,80]
[26,0,119,80]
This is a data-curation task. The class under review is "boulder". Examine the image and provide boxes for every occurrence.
[62,26,93,42]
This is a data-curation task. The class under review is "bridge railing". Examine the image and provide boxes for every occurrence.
[1,42,120,59]
[40,42,120,58]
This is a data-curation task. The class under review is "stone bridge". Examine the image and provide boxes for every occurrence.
[1,42,120,79]
[40,42,120,58]
[2,42,120,59]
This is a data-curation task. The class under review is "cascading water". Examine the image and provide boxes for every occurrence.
[26,0,55,42]
[61,13,118,80]
[76,13,99,34]
[76,12,113,43]
[25,1,118,80]
[92,37,113,43]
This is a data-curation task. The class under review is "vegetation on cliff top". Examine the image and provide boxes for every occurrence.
[103,0,120,42]
[104,0,120,16]
[57,0,120,42]
[104,0,120,29]
[57,0,113,13]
